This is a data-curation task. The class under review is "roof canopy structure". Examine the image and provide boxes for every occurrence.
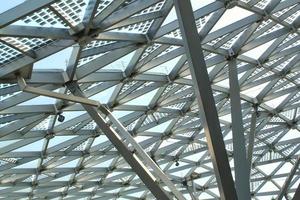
[0,0,300,199]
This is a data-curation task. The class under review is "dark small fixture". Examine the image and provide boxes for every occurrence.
[58,114,65,122]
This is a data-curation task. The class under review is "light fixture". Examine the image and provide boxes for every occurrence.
[58,114,65,122]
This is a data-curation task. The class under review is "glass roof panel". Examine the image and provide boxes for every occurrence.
[0,0,299,199]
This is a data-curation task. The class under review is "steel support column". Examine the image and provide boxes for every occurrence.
[65,81,180,200]
[292,182,300,200]
[228,58,251,200]
[174,1,238,199]
[276,157,300,200]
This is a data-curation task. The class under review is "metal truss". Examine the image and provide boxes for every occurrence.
[0,0,299,199]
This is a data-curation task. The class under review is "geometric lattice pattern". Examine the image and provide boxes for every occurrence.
[0,0,299,199]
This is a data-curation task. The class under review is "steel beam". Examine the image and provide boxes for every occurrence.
[0,25,73,39]
[95,0,161,29]
[65,82,175,200]
[0,0,59,28]
[248,107,257,174]
[82,0,100,35]
[93,0,127,25]
[66,45,83,81]
[103,105,185,200]
[174,1,238,199]
[17,76,100,107]
[228,58,251,200]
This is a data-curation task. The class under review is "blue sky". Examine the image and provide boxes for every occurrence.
[0,0,25,14]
